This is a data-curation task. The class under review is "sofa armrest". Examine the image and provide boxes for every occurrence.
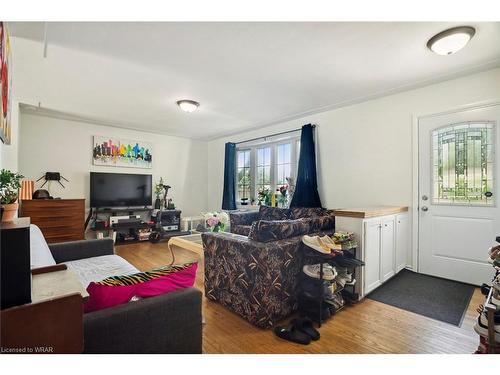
[83,287,202,354]
[202,231,268,250]
[229,210,259,228]
[49,238,115,263]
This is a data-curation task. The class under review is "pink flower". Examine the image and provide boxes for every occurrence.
[207,216,220,227]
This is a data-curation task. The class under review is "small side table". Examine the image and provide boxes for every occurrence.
[1,265,86,354]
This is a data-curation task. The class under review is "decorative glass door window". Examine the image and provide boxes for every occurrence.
[432,122,494,206]
[237,149,251,200]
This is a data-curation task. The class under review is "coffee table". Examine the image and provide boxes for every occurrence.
[167,233,203,257]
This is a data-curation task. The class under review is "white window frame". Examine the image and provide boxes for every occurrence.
[236,135,300,205]
[236,148,252,201]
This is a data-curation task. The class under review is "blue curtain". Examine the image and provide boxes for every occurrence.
[290,124,322,208]
[222,142,237,210]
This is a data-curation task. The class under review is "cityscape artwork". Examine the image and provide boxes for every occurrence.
[92,136,153,168]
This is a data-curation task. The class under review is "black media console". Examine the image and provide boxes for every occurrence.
[89,207,189,245]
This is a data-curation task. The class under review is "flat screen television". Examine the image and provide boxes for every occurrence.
[90,172,152,208]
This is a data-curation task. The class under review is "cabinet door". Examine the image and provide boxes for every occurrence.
[364,220,382,294]
[395,214,408,273]
[380,217,396,282]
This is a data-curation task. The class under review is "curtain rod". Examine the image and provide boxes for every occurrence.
[235,124,315,145]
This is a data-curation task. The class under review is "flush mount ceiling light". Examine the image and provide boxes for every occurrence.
[427,26,476,56]
[176,99,200,113]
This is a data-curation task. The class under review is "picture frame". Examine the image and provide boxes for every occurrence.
[92,136,153,169]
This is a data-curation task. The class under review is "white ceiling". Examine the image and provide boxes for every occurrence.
[9,22,500,139]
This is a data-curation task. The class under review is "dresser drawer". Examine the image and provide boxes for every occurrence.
[20,199,85,243]
[26,216,83,228]
[44,231,84,243]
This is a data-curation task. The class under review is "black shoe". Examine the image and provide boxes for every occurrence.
[292,317,320,341]
[274,324,311,345]
[481,283,491,295]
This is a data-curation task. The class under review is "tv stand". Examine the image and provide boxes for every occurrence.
[88,206,188,246]
[85,206,153,230]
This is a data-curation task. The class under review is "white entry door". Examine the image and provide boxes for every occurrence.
[418,104,500,285]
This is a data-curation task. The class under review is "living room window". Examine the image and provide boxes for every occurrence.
[276,143,292,191]
[236,135,300,204]
[256,147,272,195]
[236,149,252,201]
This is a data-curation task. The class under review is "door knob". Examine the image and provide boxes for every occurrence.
[422,195,428,201]
[421,206,428,212]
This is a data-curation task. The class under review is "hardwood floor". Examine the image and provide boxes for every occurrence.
[116,241,482,354]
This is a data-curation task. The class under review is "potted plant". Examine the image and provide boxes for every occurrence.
[154,178,165,209]
[0,169,24,222]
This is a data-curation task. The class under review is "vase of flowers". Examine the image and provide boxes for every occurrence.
[278,184,288,208]
[257,187,270,206]
[0,169,24,222]
[203,211,229,232]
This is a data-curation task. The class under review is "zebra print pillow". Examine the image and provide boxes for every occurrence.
[96,263,194,286]
[84,262,198,313]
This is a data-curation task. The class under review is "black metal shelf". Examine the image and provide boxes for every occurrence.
[301,245,364,327]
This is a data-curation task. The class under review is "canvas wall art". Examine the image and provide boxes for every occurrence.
[0,22,12,145]
[93,136,153,168]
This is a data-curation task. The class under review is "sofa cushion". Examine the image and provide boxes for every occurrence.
[65,255,140,288]
[308,209,336,231]
[30,224,56,269]
[289,207,324,219]
[248,219,312,242]
[232,224,252,236]
[258,205,291,221]
[84,262,198,313]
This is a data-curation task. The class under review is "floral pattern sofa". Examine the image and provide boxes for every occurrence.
[202,206,335,328]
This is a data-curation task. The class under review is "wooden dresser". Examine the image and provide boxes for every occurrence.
[20,199,85,243]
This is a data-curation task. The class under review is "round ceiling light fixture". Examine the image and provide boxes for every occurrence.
[176,99,200,113]
[427,26,476,56]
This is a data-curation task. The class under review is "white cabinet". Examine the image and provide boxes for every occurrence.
[380,217,395,282]
[334,207,409,298]
[362,216,395,295]
[364,220,382,293]
[395,214,409,273]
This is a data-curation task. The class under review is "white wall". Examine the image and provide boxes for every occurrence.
[19,113,208,216]
[207,67,500,267]
[1,101,20,171]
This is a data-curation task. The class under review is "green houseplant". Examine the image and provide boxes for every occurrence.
[154,177,165,209]
[0,169,24,222]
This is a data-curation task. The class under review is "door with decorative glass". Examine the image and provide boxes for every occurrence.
[418,104,499,285]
